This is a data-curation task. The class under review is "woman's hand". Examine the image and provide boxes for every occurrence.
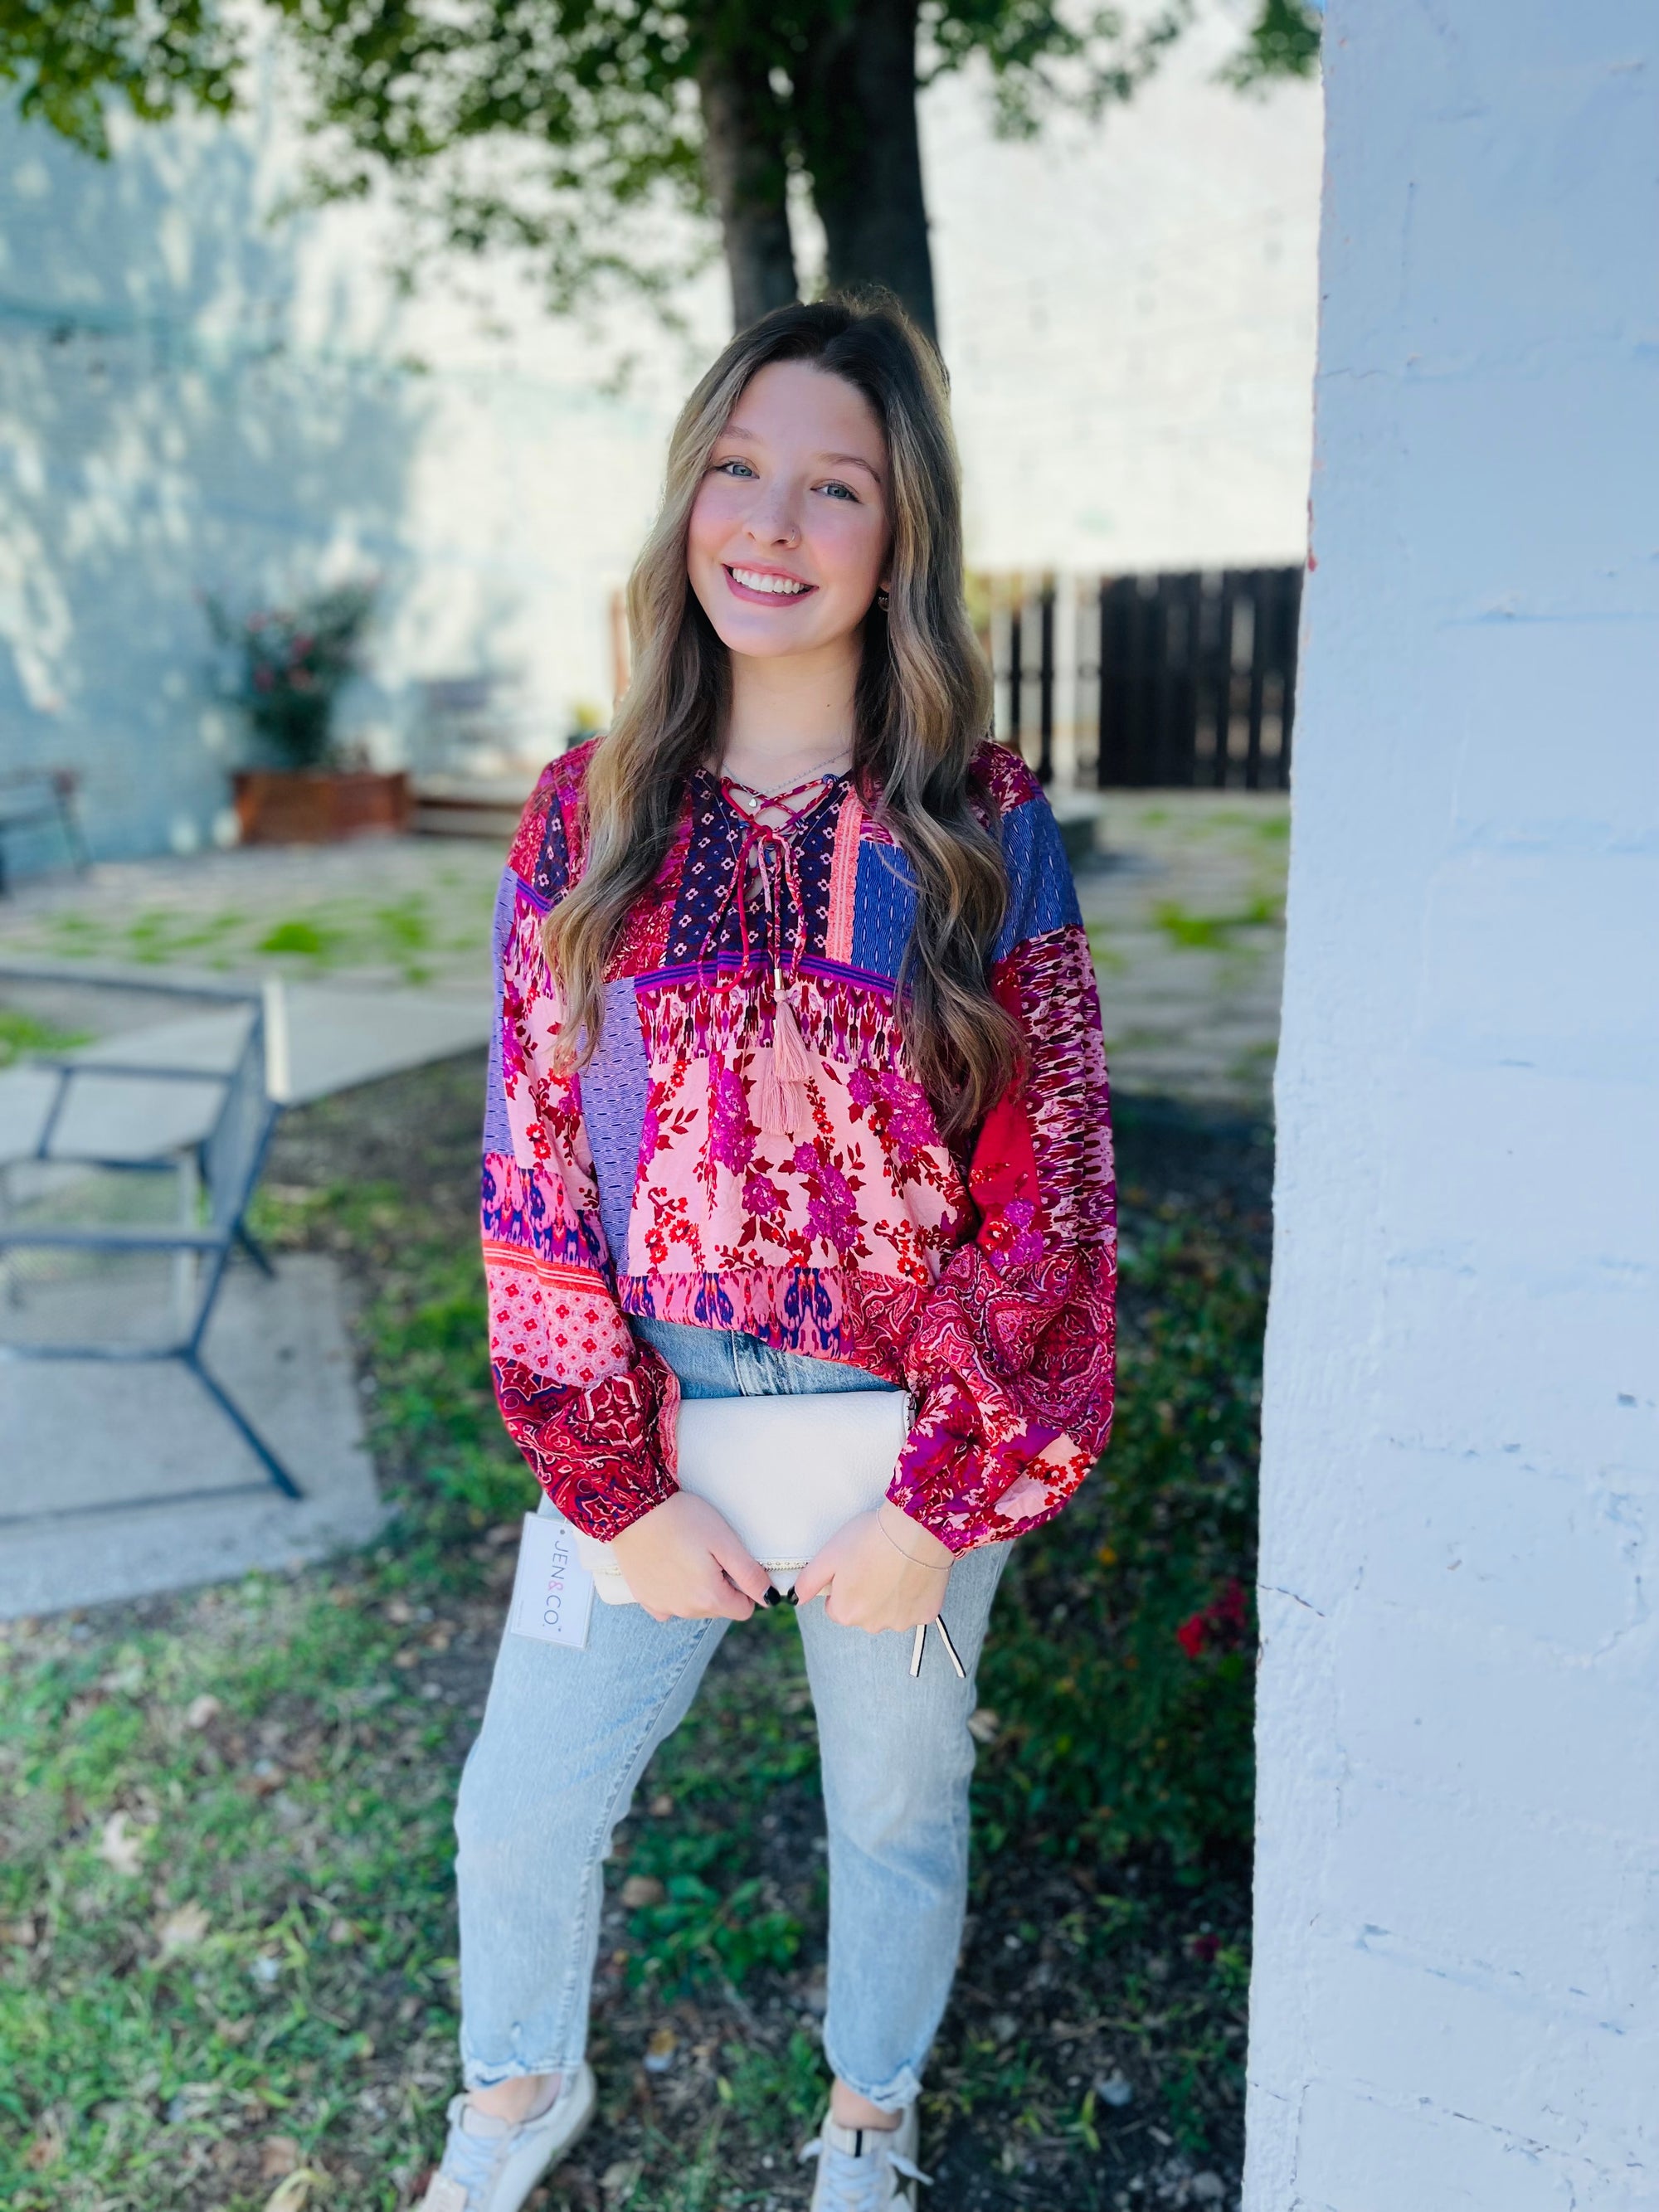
[795,1501,952,1633]
[609,1493,774,1622]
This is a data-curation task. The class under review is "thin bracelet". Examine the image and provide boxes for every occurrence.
[877,1510,951,1570]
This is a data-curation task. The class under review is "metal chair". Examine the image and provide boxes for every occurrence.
[0,771,91,896]
[0,974,301,1509]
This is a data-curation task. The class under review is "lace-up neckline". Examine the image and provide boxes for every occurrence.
[716,763,849,831]
[696,766,851,1139]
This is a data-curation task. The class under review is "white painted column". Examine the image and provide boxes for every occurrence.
[1248,6,1659,2207]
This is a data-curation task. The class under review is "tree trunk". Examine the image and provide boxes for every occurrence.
[794,0,936,344]
[698,42,799,332]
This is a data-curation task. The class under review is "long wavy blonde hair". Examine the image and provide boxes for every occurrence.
[544,294,1019,1139]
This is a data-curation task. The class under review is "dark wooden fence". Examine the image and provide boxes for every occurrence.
[989,566,1303,790]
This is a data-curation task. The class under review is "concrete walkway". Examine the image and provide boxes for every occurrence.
[0,836,505,1619]
[0,1255,384,1619]
[1078,791,1288,1109]
[0,832,504,994]
[0,967,494,1161]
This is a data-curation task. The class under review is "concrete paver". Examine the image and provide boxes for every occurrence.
[0,1253,386,1619]
[1078,791,1288,1109]
[0,834,505,994]
[0,979,493,1162]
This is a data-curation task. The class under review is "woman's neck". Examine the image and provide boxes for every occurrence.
[714,639,859,790]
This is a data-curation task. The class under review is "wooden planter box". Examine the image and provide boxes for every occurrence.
[231,770,412,846]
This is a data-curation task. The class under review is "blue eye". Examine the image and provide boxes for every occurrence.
[717,458,757,478]
[819,481,858,502]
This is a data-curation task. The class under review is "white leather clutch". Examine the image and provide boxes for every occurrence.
[572,1388,913,1605]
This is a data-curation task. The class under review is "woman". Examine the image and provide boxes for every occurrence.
[422,295,1117,2212]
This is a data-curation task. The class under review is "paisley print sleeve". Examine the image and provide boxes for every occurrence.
[887,762,1117,1552]
[482,755,680,1539]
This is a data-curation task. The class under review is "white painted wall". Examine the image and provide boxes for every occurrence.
[0,74,728,868]
[1248,6,1659,2208]
[0,5,1317,868]
[932,1,1320,574]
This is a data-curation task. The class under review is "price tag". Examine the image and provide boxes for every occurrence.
[508,1513,596,1651]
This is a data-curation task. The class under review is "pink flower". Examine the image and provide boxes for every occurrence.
[878,1068,937,1152]
[707,1058,754,1175]
[799,1150,859,1252]
[743,1173,782,1217]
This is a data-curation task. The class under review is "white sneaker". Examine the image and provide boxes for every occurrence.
[418,2066,596,2212]
[801,2103,931,2211]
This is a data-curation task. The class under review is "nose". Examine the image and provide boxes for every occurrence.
[745,479,801,548]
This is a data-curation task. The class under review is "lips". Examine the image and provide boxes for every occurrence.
[724,565,817,606]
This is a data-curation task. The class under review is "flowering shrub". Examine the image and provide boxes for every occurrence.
[1176,1578,1250,1660]
[974,1114,1267,1868]
[207,581,377,769]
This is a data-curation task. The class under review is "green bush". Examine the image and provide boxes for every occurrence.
[206,581,377,771]
[975,1211,1263,1868]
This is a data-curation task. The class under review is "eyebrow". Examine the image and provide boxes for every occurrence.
[824,452,885,481]
[719,424,885,484]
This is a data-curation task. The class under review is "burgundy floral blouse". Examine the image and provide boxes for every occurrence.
[482,736,1117,1554]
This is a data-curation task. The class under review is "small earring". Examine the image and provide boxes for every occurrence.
[877,587,890,612]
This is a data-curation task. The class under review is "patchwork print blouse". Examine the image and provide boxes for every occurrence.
[482,737,1117,1554]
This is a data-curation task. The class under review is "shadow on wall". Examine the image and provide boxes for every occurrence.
[0,110,429,872]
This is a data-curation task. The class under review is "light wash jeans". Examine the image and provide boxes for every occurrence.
[453,1315,1010,2110]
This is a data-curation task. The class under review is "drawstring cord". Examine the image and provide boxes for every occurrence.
[702,771,839,1138]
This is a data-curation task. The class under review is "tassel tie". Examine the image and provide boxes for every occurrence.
[706,771,840,1140]
[754,955,813,1137]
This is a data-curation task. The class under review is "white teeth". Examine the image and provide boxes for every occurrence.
[730,566,810,596]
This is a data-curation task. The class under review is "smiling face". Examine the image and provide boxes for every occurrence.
[686,358,891,665]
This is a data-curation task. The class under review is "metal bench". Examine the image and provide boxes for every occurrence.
[0,771,91,895]
[0,973,300,1509]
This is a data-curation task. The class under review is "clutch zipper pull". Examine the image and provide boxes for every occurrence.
[908,1616,967,1682]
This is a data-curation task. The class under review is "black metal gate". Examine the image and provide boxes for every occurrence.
[990,566,1303,791]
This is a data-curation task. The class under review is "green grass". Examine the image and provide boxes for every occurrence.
[0,1009,91,1067]
[255,897,440,983]
[972,1207,1263,1868]
[1150,897,1281,952]
[2,1068,1264,2209]
[39,907,255,969]
[1084,923,1128,975]
[255,918,347,961]
[29,884,489,988]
